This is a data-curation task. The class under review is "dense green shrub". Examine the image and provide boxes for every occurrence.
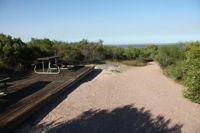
[183,42,200,103]
[171,61,184,80]
[55,39,104,64]
[165,60,184,80]
[123,46,141,60]
[0,34,57,71]
[55,42,83,64]
[28,38,54,58]
[155,45,185,68]
[0,34,32,70]
[142,45,158,61]
[78,39,104,63]
[103,46,125,61]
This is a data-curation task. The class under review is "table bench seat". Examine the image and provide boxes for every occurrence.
[0,76,11,94]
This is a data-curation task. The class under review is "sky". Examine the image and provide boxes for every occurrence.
[0,0,200,44]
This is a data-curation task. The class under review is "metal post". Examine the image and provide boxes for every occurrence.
[42,61,44,72]
[55,58,58,70]
[48,61,51,72]
[55,58,57,64]
[4,81,7,93]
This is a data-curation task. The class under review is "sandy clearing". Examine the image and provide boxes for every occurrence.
[14,62,200,133]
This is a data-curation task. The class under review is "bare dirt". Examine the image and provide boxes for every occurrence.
[14,62,200,133]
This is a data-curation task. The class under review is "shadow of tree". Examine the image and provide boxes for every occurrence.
[34,105,183,133]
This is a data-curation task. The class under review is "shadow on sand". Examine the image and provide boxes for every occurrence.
[18,105,183,133]
[14,69,183,133]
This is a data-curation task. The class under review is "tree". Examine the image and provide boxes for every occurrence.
[0,33,30,69]
[142,45,158,61]
[28,38,54,58]
[155,45,184,68]
[183,41,200,103]
[123,46,141,60]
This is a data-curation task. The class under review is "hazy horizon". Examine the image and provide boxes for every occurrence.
[1,32,198,45]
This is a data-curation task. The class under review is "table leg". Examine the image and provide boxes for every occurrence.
[42,61,44,72]
[48,61,51,73]
[4,81,7,93]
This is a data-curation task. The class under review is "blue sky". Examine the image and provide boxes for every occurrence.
[0,0,200,44]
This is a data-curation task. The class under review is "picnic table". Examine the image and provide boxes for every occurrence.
[32,56,68,74]
[0,75,10,94]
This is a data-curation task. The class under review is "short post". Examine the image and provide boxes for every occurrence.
[4,81,7,94]
[42,61,44,72]
[48,61,51,72]
[55,58,57,64]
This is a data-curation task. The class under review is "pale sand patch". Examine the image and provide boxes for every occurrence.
[14,62,200,133]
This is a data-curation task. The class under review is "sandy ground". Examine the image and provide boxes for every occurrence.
[14,62,200,133]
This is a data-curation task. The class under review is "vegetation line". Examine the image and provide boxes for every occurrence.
[0,33,199,103]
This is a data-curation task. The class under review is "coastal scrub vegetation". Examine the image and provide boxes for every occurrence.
[154,42,200,103]
[0,33,199,103]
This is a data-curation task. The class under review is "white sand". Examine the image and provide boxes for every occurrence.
[15,62,200,133]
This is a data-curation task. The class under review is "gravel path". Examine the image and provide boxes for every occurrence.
[15,62,200,133]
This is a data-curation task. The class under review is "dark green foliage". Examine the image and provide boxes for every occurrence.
[55,39,104,64]
[0,33,199,103]
[103,45,143,61]
[154,44,185,80]
[0,34,55,71]
[155,45,185,68]
[103,46,125,61]
[78,39,104,63]
[0,34,31,70]
[165,61,184,80]
[55,41,84,64]
[183,42,200,103]
[0,33,149,69]
[123,46,141,60]
[154,42,200,103]
[142,45,158,61]
[28,38,54,58]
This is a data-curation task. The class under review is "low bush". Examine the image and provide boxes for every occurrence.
[120,60,147,66]
[142,45,158,61]
[165,61,184,80]
[183,42,200,103]
[155,45,185,68]
[0,63,14,74]
[123,46,141,60]
[103,46,125,61]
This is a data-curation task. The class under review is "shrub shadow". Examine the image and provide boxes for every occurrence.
[34,105,183,133]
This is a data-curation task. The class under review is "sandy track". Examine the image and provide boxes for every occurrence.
[14,62,200,133]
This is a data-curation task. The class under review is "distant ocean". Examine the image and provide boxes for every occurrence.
[117,45,148,48]
[107,43,178,48]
